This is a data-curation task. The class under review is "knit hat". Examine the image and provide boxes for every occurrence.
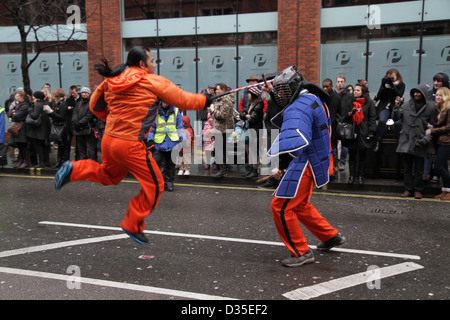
[248,86,262,97]
[33,91,45,100]
[80,86,91,94]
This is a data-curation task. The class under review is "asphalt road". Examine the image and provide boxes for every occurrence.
[0,173,449,306]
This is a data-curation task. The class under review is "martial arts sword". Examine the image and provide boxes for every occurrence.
[256,169,286,183]
[211,78,274,101]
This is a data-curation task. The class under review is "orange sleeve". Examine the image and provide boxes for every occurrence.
[89,81,110,122]
[144,74,206,111]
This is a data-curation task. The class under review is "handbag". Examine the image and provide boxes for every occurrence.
[25,113,42,127]
[7,121,24,136]
[336,121,357,140]
[50,123,66,142]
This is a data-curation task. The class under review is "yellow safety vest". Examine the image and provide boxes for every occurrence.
[154,107,179,143]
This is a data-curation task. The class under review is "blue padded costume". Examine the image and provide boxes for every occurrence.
[268,90,331,198]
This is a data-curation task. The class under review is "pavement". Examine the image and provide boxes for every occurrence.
[0,144,443,198]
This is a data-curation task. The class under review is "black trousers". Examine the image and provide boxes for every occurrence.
[152,149,176,185]
[402,153,424,192]
[76,133,96,160]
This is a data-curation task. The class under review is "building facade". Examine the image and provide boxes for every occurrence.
[1,0,449,119]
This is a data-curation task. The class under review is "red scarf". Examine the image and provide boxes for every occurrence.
[352,97,366,125]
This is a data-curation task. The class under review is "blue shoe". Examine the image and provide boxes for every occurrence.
[122,228,148,245]
[54,161,73,190]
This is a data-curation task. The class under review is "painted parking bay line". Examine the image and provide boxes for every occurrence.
[38,221,421,260]
[283,262,424,300]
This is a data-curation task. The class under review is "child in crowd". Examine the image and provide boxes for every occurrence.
[202,113,215,170]
[178,115,194,175]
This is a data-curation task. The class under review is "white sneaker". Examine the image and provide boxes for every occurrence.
[184,170,190,175]
[178,170,184,175]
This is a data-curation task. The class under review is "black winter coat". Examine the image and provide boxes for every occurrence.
[26,100,51,140]
[72,97,94,136]
[324,90,342,141]
[9,101,30,143]
[374,80,405,116]
[240,99,264,131]
[340,96,377,150]
[49,99,69,126]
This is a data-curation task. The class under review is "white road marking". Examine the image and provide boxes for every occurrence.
[37,221,421,260]
[0,222,423,300]
[0,234,128,258]
[0,267,236,300]
[282,262,424,300]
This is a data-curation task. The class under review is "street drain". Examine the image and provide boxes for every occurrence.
[370,208,403,214]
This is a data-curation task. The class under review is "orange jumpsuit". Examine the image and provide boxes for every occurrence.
[271,165,338,258]
[68,67,206,234]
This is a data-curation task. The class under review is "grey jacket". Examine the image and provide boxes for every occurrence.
[392,83,436,157]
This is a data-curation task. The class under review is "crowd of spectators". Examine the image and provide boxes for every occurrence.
[1,69,449,200]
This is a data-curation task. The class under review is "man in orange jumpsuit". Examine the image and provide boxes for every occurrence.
[265,66,345,267]
[54,46,209,245]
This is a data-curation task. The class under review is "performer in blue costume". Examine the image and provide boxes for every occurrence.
[265,66,345,267]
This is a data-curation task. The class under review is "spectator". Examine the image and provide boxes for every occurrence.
[239,75,258,113]
[26,91,51,168]
[427,72,449,102]
[42,86,56,109]
[239,74,268,114]
[72,87,96,160]
[393,83,436,199]
[259,72,283,189]
[322,78,342,178]
[335,75,353,171]
[9,91,31,168]
[373,68,405,152]
[148,100,185,192]
[0,103,5,144]
[6,89,24,164]
[45,88,69,168]
[66,85,81,160]
[178,115,194,176]
[340,83,376,184]
[358,79,370,94]
[210,83,235,177]
[202,112,215,170]
[93,117,106,162]
[239,85,264,179]
[40,85,55,165]
[197,86,214,151]
[345,84,354,95]
[207,84,215,98]
[429,87,450,201]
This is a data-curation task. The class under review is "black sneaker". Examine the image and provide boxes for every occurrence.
[54,161,73,190]
[282,249,315,267]
[122,228,148,245]
[317,233,346,251]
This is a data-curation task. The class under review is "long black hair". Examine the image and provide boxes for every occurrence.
[94,45,151,78]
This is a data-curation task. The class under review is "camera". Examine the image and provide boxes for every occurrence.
[382,77,393,84]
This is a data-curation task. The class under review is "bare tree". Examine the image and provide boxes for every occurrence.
[1,0,86,95]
